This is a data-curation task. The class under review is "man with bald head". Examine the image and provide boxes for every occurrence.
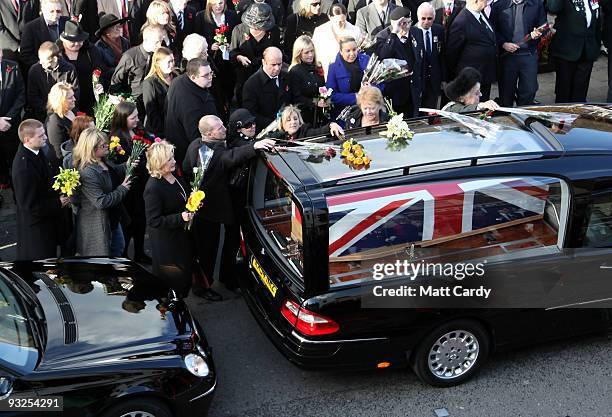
[182,115,275,296]
[242,47,291,133]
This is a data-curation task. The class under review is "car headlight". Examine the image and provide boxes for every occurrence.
[184,354,210,377]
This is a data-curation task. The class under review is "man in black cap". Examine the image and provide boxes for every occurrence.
[110,25,164,119]
[242,46,290,133]
[376,7,423,117]
[19,0,69,71]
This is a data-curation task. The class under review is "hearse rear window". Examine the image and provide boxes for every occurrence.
[299,117,555,183]
[252,159,304,277]
[328,176,569,287]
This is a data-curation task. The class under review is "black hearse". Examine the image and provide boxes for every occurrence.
[240,105,612,387]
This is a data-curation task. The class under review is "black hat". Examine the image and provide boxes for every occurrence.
[95,13,129,38]
[241,3,275,31]
[389,7,411,21]
[230,108,256,129]
[60,21,89,42]
[445,67,481,101]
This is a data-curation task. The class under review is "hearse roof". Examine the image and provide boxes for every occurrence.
[272,104,612,185]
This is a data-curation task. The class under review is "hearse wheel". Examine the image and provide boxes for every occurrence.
[100,398,172,417]
[412,319,489,387]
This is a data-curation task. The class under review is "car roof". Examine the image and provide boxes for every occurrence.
[272,105,612,186]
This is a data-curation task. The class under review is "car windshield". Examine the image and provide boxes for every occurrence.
[0,273,39,373]
[287,116,556,183]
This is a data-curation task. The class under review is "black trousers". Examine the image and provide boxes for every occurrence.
[499,52,539,107]
[554,57,594,103]
[195,218,240,287]
[480,81,492,102]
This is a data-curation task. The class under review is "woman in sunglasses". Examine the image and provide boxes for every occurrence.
[284,0,329,59]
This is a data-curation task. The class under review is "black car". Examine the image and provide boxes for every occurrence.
[240,104,612,387]
[0,258,216,416]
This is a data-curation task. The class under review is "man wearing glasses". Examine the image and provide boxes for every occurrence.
[375,7,423,117]
[415,2,445,109]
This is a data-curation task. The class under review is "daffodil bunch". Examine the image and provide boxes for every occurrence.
[381,114,414,151]
[52,167,81,197]
[108,136,126,160]
[341,139,371,169]
[185,167,206,230]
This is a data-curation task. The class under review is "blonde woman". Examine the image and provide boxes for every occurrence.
[268,105,343,141]
[143,140,194,297]
[141,0,176,48]
[284,0,329,58]
[344,85,390,129]
[142,47,175,137]
[46,82,76,160]
[288,35,327,126]
[73,127,132,256]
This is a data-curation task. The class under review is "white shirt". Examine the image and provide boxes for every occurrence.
[212,13,226,27]
[583,0,593,27]
[24,145,40,155]
[418,26,432,51]
[115,0,126,17]
[467,8,493,31]
[170,0,185,15]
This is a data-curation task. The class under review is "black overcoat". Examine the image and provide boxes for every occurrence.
[19,16,68,70]
[142,75,169,138]
[12,144,63,260]
[243,68,291,132]
[288,63,326,126]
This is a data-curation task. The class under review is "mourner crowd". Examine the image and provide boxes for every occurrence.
[0,0,609,299]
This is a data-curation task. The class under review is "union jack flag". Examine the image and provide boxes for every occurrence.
[327,177,551,258]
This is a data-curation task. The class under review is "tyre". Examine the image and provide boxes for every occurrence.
[100,398,172,417]
[412,319,490,387]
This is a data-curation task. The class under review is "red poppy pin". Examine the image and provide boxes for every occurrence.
[188,13,193,20]
[244,33,251,41]
[316,66,324,77]
[6,65,14,73]
[76,111,87,116]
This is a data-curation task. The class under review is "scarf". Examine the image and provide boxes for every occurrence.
[102,34,124,65]
[340,56,362,93]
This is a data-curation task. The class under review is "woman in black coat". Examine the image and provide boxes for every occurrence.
[46,82,76,161]
[268,104,344,141]
[195,0,239,115]
[143,140,194,298]
[283,0,329,59]
[109,101,151,264]
[142,47,175,138]
[95,13,131,82]
[288,35,327,126]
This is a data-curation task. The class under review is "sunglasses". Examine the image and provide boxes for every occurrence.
[241,121,256,129]
[311,2,321,6]
[420,17,434,20]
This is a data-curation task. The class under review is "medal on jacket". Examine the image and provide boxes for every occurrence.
[412,36,417,48]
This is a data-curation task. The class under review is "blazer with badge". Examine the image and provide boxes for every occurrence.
[413,23,446,95]
[0,0,39,53]
[446,8,497,83]
[548,0,601,62]
[12,144,63,260]
[375,26,422,116]
[356,2,398,37]
[19,16,69,70]
[242,68,291,132]
[0,59,25,128]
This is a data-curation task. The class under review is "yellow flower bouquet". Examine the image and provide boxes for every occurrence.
[52,167,81,197]
[185,167,206,230]
[340,139,371,170]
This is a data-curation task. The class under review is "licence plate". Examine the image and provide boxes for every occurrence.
[250,255,278,298]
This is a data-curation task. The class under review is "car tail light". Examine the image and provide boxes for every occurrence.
[281,299,339,336]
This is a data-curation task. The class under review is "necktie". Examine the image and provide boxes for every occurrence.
[380,10,386,24]
[66,0,72,13]
[272,76,279,87]
[178,11,184,30]
[48,24,59,41]
[425,30,431,55]
[121,0,130,39]
[11,0,19,13]
[479,15,490,32]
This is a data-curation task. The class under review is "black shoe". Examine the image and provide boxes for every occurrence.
[194,288,223,302]
[135,253,153,264]
[531,99,541,105]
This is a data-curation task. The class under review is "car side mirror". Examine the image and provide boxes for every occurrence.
[0,375,14,400]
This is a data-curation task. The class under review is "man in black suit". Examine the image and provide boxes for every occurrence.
[181,115,275,295]
[167,0,197,61]
[12,119,68,260]
[166,58,218,166]
[376,7,422,116]
[446,0,497,100]
[20,0,69,71]
[242,47,291,133]
[489,0,546,106]
[0,0,40,59]
[356,0,398,37]
[414,2,445,109]
[0,49,25,189]
[110,25,163,118]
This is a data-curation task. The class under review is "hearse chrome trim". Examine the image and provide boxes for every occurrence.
[291,331,387,344]
[189,378,217,402]
[546,297,612,309]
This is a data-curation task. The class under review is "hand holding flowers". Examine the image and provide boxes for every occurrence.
[185,167,206,230]
[52,168,81,206]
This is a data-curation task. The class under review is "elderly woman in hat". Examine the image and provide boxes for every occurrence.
[442,67,500,113]
[59,20,107,115]
[229,2,281,105]
[96,14,131,70]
